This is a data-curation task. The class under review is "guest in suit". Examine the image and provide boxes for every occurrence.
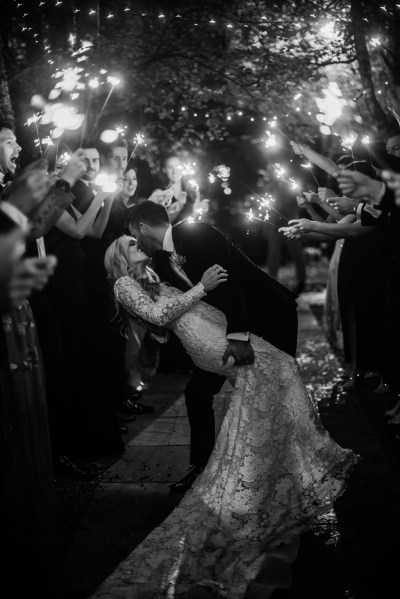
[99,138,128,179]
[128,201,298,491]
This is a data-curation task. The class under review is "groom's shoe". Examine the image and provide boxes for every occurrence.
[170,465,204,494]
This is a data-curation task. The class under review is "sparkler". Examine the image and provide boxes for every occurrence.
[341,133,357,151]
[128,133,145,162]
[59,152,71,165]
[300,160,320,186]
[24,113,41,127]
[242,183,289,226]
[265,130,277,148]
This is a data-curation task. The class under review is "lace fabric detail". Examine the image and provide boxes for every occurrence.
[92,284,359,599]
[114,277,205,328]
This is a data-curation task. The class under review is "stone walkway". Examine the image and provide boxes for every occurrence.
[54,297,400,598]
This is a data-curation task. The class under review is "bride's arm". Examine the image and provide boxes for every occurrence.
[114,277,206,327]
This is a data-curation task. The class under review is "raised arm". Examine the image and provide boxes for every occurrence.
[114,276,206,327]
[28,185,74,240]
[88,195,115,238]
[55,194,105,239]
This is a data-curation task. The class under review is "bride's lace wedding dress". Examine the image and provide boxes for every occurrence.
[92,277,358,599]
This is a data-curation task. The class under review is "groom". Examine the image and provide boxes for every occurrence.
[129,201,298,492]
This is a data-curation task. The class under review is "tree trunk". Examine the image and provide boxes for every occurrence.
[0,35,14,124]
[350,0,390,134]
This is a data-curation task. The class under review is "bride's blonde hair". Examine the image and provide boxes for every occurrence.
[105,236,163,337]
[105,235,161,301]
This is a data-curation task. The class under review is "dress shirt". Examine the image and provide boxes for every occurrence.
[162,226,193,287]
[161,226,249,342]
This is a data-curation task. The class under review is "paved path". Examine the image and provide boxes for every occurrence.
[54,297,400,598]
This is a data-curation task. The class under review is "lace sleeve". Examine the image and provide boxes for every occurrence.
[114,277,206,327]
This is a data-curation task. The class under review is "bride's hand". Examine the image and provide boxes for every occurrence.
[201,265,228,291]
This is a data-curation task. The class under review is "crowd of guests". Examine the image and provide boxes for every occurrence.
[0,119,209,593]
[280,132,400,425]
[3,111,400,592]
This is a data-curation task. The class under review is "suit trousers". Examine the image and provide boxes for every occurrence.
[184,367,225,466]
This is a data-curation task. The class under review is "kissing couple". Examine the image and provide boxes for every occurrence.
[93,200,358,598]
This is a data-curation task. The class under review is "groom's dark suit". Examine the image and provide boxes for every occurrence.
[153,222,298,466]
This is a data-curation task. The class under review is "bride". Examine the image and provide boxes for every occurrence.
[93,235,358,599]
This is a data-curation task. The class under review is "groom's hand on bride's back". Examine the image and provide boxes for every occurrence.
[222,340,255,366]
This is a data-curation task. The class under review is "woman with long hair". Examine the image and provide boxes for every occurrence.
[92,234,358,599]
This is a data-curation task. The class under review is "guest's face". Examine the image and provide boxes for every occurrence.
[109,146,128,176]
[129,223,161,256]
[386,135,400,157]
[127,237,148,264]
[0,128,21,176]
[164,157,182,184]
[82,148,100,181]
[122,168,138,198]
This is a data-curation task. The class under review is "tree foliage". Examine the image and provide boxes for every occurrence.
[2,0,400,159]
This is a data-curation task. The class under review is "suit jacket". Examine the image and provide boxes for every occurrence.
[72,179,96,214]
[153,222,298,356]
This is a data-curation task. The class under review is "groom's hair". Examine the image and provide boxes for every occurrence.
[129,200,170,227]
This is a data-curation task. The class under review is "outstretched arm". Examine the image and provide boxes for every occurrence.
[114,276,206,327]
[291,142,338,175]
[286,215,375,239]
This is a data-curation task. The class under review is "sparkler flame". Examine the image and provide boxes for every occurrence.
[342,133,357,150]
[107,76,121,87]
[133,133,145,145]
[265,131,277,148]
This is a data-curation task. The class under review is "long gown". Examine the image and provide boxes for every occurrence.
[323,239,343,351]
[91,277,358,599]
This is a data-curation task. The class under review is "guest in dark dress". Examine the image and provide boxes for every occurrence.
[31,180,124,465]
[104,166,158,410]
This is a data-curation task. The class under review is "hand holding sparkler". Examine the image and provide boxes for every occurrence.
[317,187,336,203]
[278,225,302,240]
[2,160,52,215]
[296,192,319,209]
[327,196,359,215]
[335,170,385,203]
[60,149,87,187]
[381,170,400,207]
[148,188,174,208]
[286,218,316,235]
